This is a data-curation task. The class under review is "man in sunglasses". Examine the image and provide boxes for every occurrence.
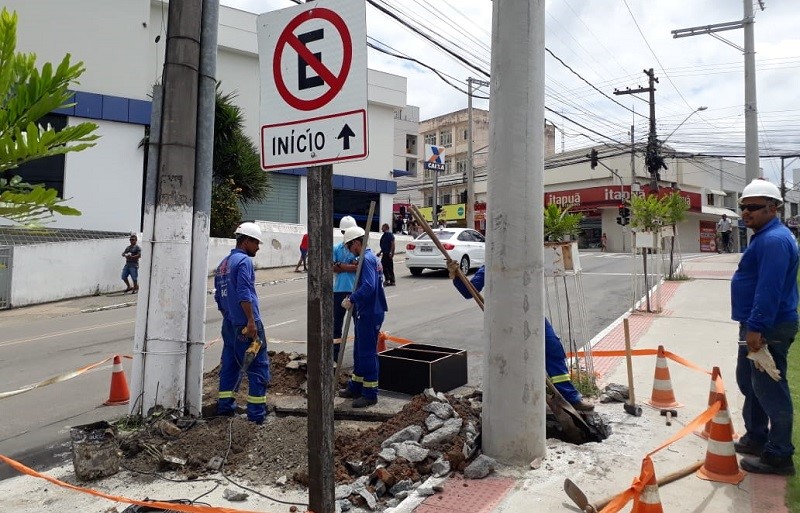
[731,179,798,475]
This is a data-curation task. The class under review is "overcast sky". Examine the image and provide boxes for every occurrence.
[222,0,800,185]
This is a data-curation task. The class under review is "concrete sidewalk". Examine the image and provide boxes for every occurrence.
[398,253,789,513]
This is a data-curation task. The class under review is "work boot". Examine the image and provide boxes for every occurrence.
[338,388,359,399]
[352,396,377,408]
[570,398,595,412]
[734,438,764,457]
[740,454,796,476]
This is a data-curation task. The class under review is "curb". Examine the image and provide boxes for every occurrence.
[80,301,137,313]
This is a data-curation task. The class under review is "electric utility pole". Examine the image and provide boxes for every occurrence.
[614,69,661,192]
[131,0,204,414]
[672,0,765,184]
[484,0,546,465]
[467,77,489,230]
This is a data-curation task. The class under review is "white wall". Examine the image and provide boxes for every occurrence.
[10,237,129,307]
[59,120,146,232]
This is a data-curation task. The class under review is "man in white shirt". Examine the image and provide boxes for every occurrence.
[717,214,733,253]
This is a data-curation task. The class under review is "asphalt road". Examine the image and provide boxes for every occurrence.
[0,251,698,480]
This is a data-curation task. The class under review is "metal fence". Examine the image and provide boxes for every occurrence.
[0,246,11,309]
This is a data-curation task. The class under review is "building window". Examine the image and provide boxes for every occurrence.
[706,193,714,206]
[405,134,417,155]
[463,129,468,140]
[424,133,436,146]
[442,193,452,205]
[792,203,798,217]
[424,169,432,181]
[405,157,417,175]
[444,157,452,174]
[425,196,433,207]
[439,130,452,148]
[456,158,467,174]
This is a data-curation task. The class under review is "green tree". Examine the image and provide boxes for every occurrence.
[0,8,99,225]
[662,192,689,279]
[543,203,583,242]
[210,89,270,237]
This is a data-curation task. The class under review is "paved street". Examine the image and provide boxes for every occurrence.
[0,251,704,480]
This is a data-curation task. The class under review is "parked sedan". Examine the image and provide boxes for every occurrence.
[405,228,486,276]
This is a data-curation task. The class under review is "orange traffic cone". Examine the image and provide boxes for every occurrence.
[645,345,682,409]
[697,393,746,484]
[377,332,387,353]
[104,355,130,406]
[632,457,663,513]
[695,367,737,440]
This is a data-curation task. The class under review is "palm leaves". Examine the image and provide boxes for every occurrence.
[0,8,99,225]
[544,203,583,242]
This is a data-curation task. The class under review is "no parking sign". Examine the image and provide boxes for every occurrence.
[257,0,368,170]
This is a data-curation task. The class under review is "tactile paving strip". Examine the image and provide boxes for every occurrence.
[415,476,515,513]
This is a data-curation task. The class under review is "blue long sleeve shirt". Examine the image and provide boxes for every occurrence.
[349,248,388,317]
[222,248,261,327]
[731,217,799,333]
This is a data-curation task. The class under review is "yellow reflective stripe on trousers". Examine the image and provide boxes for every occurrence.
[362,380,378,388]
[218,391,235,399]
[247,395,267,404]
[351,375,364,383]
[550,373,570,384]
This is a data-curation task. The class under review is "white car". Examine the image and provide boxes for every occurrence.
[405,228,486,276]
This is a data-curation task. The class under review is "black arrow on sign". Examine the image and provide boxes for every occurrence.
[337,124,356,150]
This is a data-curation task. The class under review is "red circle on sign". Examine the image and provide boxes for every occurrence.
[273,8,352,112]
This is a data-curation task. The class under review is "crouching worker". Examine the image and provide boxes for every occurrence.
[448,263,594,411]
[214,222,271,424]
[338,226,388,408]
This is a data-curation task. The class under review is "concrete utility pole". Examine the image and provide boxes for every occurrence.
[303,0,335,510]
[672,0,766,184]
[614,70,659,191]
[467,77,489,231]
[484,0,546,464]
[131,0,202,414]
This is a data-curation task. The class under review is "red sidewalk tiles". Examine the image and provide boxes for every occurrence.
[415,476,516,513]
[751,473,791,513]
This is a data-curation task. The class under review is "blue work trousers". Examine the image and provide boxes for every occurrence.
[217,319,271,423]
[546,330,582,403]
[736,322,796,458]
[346,312,384,400]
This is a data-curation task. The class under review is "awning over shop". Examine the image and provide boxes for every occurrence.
[701,205,740,219]
[708,189,727,196]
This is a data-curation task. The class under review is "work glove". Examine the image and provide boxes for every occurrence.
[747,347,781,382]
[447,260,460,280]
[341,297,353,310]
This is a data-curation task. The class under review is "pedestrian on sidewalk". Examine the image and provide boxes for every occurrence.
[214,222,271,424]
[447,263,594,411]
[121,234,141,294]
[731,179,798,475]
[294,232,308,272]
[600,232,607,252]
[377,223,396,286]
[338,225,388,408]
[717,214,733,253]
[332,216,358,362]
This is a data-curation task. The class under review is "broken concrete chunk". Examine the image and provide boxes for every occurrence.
[425,414,444,432]
[337,498,352,512]
[358,489,378,510]
[381,425,423,448]
[392,441,429,463]
[378,447,397,462]
[431,458,451,477]
[153,419,182,437]
[346,460,366,474]
[464,455,496,479]
[421,418,463,446]
[222,488,248,501]
[285,360,303,370]
[374,480,386,497]
[423,402,455,420]
[334,484,354,500]
[465,421,478,437]
[416,486,436,497]
[423,388,440,401]
[205,456,224,471]
[389,479,414,496]
[276,475,288,486]
[373,467,397,488]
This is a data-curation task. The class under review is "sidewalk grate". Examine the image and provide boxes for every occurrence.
[415,476,515,513]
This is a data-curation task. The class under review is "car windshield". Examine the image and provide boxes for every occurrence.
[418,231,455,241]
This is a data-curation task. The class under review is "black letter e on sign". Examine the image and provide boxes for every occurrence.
[298,29,324,90]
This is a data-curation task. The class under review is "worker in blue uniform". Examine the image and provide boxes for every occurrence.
[332,216,359,362]
[338,226,389,408]
[214,222,271,424]
[449,264,594,411]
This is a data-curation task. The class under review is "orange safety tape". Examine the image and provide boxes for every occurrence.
[598,400,723,513]
[0,355,132,400]
[0,454,305,513]
[568,348,712,375]
[381,333,414,346]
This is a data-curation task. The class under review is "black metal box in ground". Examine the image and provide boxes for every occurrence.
[379,343,467,395]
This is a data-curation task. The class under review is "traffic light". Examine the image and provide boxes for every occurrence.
[616,204,630,226]
[590,149,598,170]
[618,204,626,217]
[622,206,630,219]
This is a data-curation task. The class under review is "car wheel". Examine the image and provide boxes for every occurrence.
[459,256,470,275]
[409,267,423,276]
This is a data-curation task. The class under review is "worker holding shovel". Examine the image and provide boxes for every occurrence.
[448,263,594,411]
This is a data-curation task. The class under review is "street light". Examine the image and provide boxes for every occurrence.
[662,106,707,144]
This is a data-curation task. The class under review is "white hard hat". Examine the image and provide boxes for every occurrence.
[339,215,357,230]
[343,225,365,245]
[740,179,782,204]
[234,222,263,243]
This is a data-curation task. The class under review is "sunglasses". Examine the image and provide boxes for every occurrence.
[739,204,767,213]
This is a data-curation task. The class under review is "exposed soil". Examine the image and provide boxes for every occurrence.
[119,351,481,497]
